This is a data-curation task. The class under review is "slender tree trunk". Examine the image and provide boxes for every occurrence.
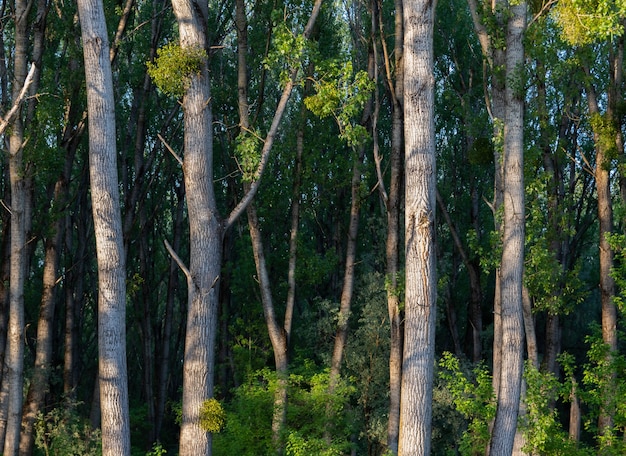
[78,0,131,452]
[247,204,290,450]
[329,149,365,390]
[398,0,436,453]
[378,0,404,447]
[3,0,32,451]
[19,178,66,455]
[156,185,184,440]
[488,4,526,453]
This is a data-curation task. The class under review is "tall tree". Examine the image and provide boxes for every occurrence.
[488,2,527,453]
[77,0,131,453]
[166,0,323,453]
[374,0,404,449]
[398,0,437,453]
[2,0,35,450]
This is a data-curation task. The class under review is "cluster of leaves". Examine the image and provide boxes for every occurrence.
[305,61,375,147]
[553,0,626,45]
[35,405,102,456]
[146,42,207,98]
[263,19,311,86]
[438,352,496,455]
[235,130,262,182]
[200,398,227,433]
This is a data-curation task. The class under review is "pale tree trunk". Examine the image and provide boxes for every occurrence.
[3,0,32,451]
[489,3,526,454]
[77,0,131,453]
[376,0,403,448]
[398,0,436,453]
[170,2,222,455]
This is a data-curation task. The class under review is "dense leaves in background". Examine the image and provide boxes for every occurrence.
[0,0,625,454]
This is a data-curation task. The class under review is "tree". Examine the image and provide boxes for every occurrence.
[164,0,324,453]
[77,0,131,453]
[488,3,527,454]
[398,0,437,453]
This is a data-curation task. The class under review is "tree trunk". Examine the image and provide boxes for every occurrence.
[329,149,365,390]
[247,204,290,450]
[488,4,526,454]
[78,0,131,452]
[398,0,436,453]
[377,0,404,447]
[19,178,66,455]
[156,185,184,440]
[3,0,32,451]
[583,54,619,432]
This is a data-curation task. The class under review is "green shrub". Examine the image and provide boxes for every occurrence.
[35,406,102,456]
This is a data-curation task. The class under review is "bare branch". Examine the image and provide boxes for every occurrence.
[158,133,183,166]
[0,62,36,138]
[164,239,191,282]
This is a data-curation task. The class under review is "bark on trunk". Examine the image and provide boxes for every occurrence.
[488,4,526,454]
[3,0,32,451]
[78,0,131,452]
[398,0,436,453]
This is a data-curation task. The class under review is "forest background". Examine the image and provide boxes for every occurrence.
[1,0,626,454]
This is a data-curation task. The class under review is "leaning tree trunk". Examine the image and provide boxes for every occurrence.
[77,0,131,453]
[488,3,526,454]
[398,0,436,453]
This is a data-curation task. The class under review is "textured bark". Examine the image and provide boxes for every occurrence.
[78,0,131,452]
[488,4,526,454]
[3,0,32,451]
[398,0,436,453]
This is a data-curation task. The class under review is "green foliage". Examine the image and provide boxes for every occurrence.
[235,130,262,182]
[213,365,355,455]
[589,113,619,164]
[438,352,495,455]
[35,406,102,456]
[263,20,310,85]
[579,332,626,453]
[285,432,342,456]
[522,363,592,455]
[200,398,227,433]
[146,42,207,98]
[554,0,626,44]
[145,442,167,456]
[607,233,626,313]
[305,61,374,147]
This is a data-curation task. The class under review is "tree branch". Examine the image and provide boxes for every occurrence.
[0,62,36,139]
